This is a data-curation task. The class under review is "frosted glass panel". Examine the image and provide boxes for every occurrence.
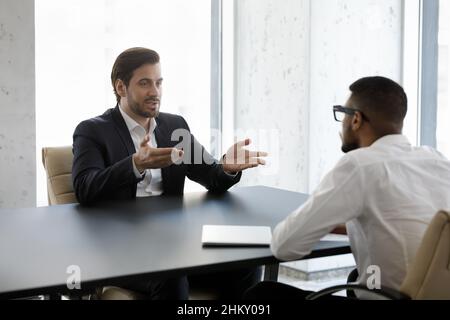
[437,0,450,158]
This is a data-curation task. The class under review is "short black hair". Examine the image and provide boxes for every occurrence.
[349,76,407,125]
[111,47,160,103]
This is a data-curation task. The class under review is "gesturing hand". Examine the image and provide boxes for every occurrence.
[133,135,184,172]
[221,138,268,174]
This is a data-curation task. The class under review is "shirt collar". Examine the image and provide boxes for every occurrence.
[370,134,411,148]
[118,105,157,134]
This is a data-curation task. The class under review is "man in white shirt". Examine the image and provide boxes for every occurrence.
[245,76,450,300]
[72,47,267,299]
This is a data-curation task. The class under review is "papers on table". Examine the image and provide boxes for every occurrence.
[320,234,350,242]
[201,225,272,247]
[201,225,349,247]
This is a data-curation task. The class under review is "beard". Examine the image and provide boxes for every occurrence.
[340,125,360,153]
[129,97,160,118]
[341,142,359,153]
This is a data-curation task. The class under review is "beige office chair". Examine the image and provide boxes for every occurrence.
[307,210,450,300]
[42,146,77,205]
[42,146,143,300]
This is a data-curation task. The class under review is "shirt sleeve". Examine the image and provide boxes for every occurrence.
[224,171,238,177]
[270,154,365,261]
[132,155,145,178]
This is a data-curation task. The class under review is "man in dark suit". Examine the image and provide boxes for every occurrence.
[72,47,267,299]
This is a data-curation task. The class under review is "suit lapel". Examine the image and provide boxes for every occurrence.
[154,116,170,148]
[111,106,136,156]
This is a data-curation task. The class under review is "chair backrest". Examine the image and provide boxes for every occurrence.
[41,146,77,205]
[400,210,450,300]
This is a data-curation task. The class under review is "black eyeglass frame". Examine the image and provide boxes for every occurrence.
[333,105,369,122]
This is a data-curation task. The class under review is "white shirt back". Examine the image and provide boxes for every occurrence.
[271,135,450,297]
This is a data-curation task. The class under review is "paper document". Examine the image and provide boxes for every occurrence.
[202,225,272,247]
[320,234,350,242]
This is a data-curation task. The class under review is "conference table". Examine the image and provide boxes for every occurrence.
[0,186,351,299]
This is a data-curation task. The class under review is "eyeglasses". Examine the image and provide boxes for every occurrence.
[333,105,369,122]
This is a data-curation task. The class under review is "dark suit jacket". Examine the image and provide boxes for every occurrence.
[72,106,241,205]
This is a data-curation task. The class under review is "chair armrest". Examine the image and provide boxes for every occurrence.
[305,284,411,300]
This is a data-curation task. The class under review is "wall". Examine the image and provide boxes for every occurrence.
[308,0,403,190]
[235,0,403,192]
[234,0,311,193]
[0,0,35,208]
[437,0,450,158]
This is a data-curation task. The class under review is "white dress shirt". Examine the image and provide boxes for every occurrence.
[119,106,163,197]
[271,134,450,297]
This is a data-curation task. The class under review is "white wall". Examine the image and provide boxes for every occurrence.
[308,0,403,190]
[437,0,450,158]
[235,0,403,192]
[234,0,311,193]
[234,0,403,272]
[0,0,35,208]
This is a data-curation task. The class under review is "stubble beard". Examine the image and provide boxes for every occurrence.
[340,125,359,153]
[129,98,160,119]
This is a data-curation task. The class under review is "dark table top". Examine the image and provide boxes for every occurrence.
[0,186,350,298]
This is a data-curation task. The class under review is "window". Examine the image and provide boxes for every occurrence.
[35,0,211,206]
[402,0,421,146]
[233,0,407,193]
[437,0,450,158]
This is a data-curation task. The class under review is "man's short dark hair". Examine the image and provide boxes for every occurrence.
[349,76,408,127]
[111,47,160,103]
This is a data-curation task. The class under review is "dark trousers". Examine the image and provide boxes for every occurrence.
[244,281,348,300]
[121,267,262,300]
[121,276,189,300]
[188,267,263,300]
[244,268,359,300]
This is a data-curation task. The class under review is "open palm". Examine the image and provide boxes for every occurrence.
[222,138,268,174]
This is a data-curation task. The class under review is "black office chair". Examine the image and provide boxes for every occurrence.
[345,268,359,299]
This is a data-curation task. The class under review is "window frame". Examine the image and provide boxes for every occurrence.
[418,0,439,147]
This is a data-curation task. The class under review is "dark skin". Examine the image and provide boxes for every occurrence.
[331,95,402,235]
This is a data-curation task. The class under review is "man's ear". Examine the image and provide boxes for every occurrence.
[115,79,127,98]
[351,112,363,131]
